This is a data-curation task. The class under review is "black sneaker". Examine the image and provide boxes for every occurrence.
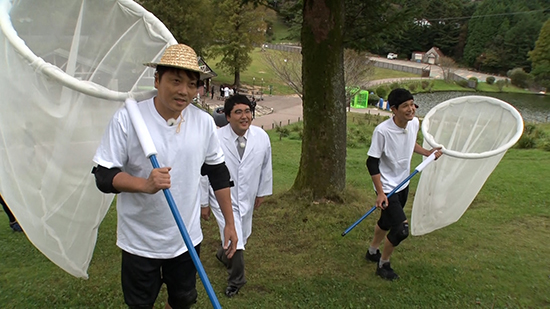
[9,221,23,233]
[225,286,240,298]
[365,249,381,263]
[376,262,399,281]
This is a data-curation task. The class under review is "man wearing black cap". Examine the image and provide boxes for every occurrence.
[364,88,441,280]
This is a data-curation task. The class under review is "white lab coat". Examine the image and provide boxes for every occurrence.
[202,124,272,250]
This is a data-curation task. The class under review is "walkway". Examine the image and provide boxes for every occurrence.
[370,56,508,81]
[203,94,391,131]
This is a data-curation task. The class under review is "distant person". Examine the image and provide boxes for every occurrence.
[364,88,441,281]
[223,86,230,99]
[92,44,238,308]
[250,97,257,119]
[1,194,23,232]
[202,94,272,297]
[211,84,215,100]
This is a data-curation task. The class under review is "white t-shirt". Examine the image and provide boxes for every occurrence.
[93,98,224,259]
[367,117,420,194]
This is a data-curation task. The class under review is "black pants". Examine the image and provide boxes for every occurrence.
[1,195,16,222]
[121,245,200,309]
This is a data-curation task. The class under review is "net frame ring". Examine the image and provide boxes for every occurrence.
[421,95,524,159]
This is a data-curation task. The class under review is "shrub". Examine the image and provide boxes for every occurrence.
[457,80,469,88]
[507,68,534,89]
[516,135,536,149]
[486,76,496,85]
[367,93,380,105]
[496,80,506,91]
[408,83,417,92]
[421,80,430,89]
[275,125,290,137]
[375,86,388,99]
[389,82,400,90]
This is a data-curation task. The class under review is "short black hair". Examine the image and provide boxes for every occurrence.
[156,65,200,82]
[224,94,252,117]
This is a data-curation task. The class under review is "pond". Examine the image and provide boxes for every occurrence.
[414,92,550,123]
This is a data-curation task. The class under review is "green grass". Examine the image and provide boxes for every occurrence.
[2,117,549,308]
[208,49,422,96]
[372,67,419,80]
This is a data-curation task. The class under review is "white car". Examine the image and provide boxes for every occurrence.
[387,53,398,60]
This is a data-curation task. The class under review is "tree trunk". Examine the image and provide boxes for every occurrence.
[233,70,241,88]
[292,0,346,201]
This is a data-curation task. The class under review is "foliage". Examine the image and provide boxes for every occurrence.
[507,68,534,89]
[389,81,401,90]
[343,49,375,104]
[266,0,418,52]
[496,79,507,91]
[421,80,430,89]
[392,0,476,60]
[439,55,457,82]
[515,123,549,150]
[375,85,388,98]
[261,48,375,101]
[408,82,417,92]
[261,49,303,97]
[463,0,548,73]
[456,80,469,88]
[486,76,496,85]
[529,18,550,90]
[209,0,267,86]
[137,0,214,55]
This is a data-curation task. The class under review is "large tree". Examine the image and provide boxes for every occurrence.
[463,0,548,73]
[529,18,550,90]
[291,0,346,201]
[137,0,214,55]
[210,0,267,86]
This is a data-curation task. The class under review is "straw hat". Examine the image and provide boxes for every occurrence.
[144,44,205,78]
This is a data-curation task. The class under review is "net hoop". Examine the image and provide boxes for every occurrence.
[422,96,524,159]
[0,0,175,101]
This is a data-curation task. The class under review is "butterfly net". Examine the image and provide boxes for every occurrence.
[0,0,176,278]
[411,96,524,236]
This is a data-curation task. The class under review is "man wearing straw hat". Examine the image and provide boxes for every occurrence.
[92,44,238,309]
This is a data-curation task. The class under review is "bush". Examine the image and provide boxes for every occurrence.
[456,80,469,88]
[507,68,534,89]
[375,86,388,99]
[367,93,380,105]
[421,80,430,89]
[496,79,506,91]
[389,82,400,90]
[486,76,496,85]
[408,83,417,92]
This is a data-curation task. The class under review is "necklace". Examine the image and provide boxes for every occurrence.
[166,112,185,133]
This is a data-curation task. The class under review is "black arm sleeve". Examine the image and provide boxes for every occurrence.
[366,156,381,176]
[91,165,122,194]
[200,162,234,191]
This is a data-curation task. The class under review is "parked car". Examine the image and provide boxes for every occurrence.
[387,53,398,60]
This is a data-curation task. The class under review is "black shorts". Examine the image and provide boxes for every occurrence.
[377,186,409,231]
[121,244,200,308]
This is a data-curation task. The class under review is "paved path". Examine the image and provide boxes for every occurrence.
[204,94,391,131]
[370,56,508,81]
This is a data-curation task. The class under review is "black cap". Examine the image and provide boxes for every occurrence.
[388,88,415,108]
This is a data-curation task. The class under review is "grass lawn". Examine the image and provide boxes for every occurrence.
[2,115,549,308]
[207,49,423,96]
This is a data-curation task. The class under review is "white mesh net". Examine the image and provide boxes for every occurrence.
[411,96,524,236]
[0,0,176,278]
